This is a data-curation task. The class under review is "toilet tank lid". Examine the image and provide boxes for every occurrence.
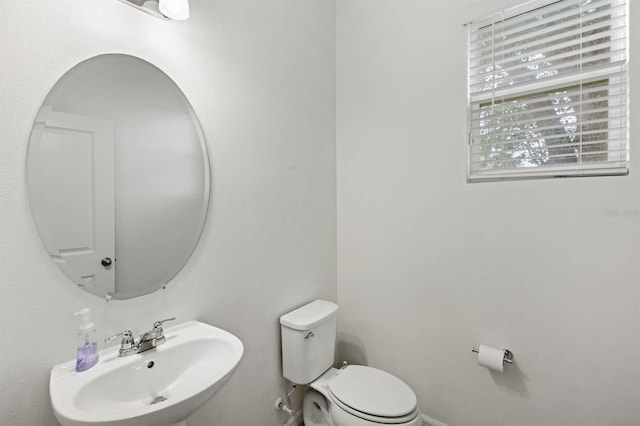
[280,300,338,330]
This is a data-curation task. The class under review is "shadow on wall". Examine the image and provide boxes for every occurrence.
[488,360,529,398]
[337,332,368,366]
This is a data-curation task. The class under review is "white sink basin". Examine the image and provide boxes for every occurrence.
[50,321,243,426]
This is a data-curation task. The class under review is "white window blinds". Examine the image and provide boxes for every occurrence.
[467,0,629,181]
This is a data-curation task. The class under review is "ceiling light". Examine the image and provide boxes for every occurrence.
[159,0,189,20]
[118,0,189,20]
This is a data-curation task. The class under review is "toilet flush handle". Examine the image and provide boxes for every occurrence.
[304,331,314,340]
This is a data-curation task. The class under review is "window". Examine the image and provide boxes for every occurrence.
[467,0,629,182]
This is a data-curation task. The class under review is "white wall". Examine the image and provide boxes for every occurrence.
[336,1,640,426]
[4,0,639,424]
[0,0,336,425]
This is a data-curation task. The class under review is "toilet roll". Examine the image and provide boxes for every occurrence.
[477,344,505,373]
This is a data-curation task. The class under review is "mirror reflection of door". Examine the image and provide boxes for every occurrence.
[27,106,116,296]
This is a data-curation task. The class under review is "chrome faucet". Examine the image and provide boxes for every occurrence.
[105,317,176,357]
[137,317,175,352]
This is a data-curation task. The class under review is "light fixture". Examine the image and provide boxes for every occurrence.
[118,0,189,20]
[159,0,189,20]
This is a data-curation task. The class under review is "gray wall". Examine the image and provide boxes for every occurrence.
[336,0,640,425]
[0,0,336,425]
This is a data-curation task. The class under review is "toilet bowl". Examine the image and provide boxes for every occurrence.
[304,366,421,426]
[280,300,421,426]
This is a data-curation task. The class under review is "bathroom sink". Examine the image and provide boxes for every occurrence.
[50,321,243,426]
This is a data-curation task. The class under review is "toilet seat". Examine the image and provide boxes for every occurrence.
[327,365,419,424]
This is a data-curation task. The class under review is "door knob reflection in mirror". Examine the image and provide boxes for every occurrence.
[101,257,113,267]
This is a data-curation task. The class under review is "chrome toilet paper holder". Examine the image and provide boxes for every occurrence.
[472,346,513,364]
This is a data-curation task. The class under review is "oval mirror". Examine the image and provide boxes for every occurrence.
[26,54,210,300]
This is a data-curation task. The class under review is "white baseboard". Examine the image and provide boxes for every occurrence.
[422,413,448,426]
[284,409,303,426]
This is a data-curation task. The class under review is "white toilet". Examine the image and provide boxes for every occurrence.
[280,300,422,426]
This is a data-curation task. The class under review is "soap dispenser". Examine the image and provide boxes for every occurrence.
[74,308,99,372]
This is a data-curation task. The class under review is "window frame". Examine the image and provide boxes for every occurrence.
[466,0,629,182]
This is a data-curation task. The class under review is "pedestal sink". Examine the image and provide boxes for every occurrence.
[50,321,243,426]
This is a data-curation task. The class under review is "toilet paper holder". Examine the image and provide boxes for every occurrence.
[472,346,513,364]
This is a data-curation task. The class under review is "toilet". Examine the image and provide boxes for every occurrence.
[280,300,422,426]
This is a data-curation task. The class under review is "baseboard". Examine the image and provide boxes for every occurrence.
[422,413,448,426]
[284,409,303,426]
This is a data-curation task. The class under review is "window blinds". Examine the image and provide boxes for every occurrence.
[467,0,628,181]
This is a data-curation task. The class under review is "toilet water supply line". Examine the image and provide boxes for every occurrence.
[275,363,348,416]
[275,384,297,415]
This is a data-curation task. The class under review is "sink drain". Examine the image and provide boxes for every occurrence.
[150,396,167,405]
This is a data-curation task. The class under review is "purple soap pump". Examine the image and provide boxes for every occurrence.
[74,308,99,372]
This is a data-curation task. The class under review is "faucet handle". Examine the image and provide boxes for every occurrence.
[104,330,137,356]
[147,317,175,347]
[104,329,134,344]
[153,317,176,329]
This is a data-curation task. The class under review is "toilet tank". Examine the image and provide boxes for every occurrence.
[280,300,338,384]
